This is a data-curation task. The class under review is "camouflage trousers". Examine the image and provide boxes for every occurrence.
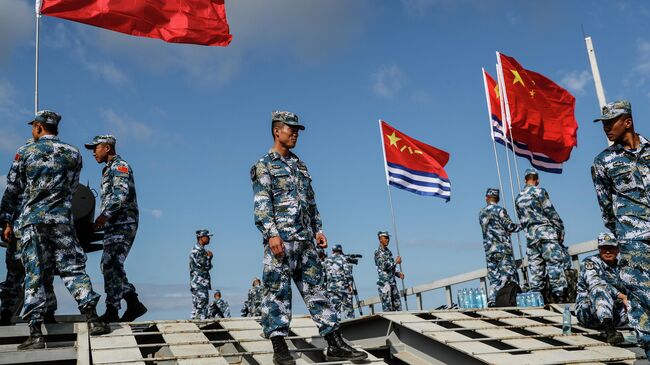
[377,280,402,312]
[619,240,650,348]
[485,249,518,304]
[342,289,355,319]
[576,285,628,329]
[190,284,209,320]
[21,224,100,325]
[328,289,354,321]
[527,240,567,295]
[261,240,338,338]
[101,224,137,309]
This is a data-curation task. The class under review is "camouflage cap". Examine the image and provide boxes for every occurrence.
[333,244,343,253]
[486,188,500,198]
[214,289,221,295]
[594,100,632,122]
[272,110,305,130]
[196,229,213,237]
[84,135,116,149]
[524,168,538,178]
[377,231,390,238]
[28,110,61,126]
[597,232,618,247]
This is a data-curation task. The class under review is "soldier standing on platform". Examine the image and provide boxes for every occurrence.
[251,110,367,364]
[208,290,231,318]
[323,244,354,320]
[374,231,404,312]
[190,229,213,320]
[0,110,110,349]
[592,100,650,357]
[241,277,263,317]
[85,135,147,322]
[479,188,520,306]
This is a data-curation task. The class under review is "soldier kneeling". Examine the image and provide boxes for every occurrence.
[576,233,628,344]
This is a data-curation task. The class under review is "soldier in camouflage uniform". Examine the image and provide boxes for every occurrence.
[251,111,367,365]
[241,277,263,317]
[85,135,146,322]
[208,290,231,318]
[576,233,627,344]
[375,231,404,312]
[190,229,213,320]
[515,168,570,302]
[323,244,354,320]
[0,110,110,349]
[479,188,520,306]
[592,100,650,356]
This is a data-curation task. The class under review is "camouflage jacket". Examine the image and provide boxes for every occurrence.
[479,202,519,255]
[515,185,564,243]
[323,253,352,293]
[375,246,400,284]
[189,243,212,289]
[242,285,263,316]
[100,155,139,226]
[591,135,650,241]
[251,151,322,242]
[576,254,624,304]
[208,298,230,318]
[0,135,81,229]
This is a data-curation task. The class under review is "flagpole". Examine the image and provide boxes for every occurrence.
[584,36,612,146]
[496,57,529,287]
[378,120,409,311]
[34,2,41,114]
[482,68,504,194]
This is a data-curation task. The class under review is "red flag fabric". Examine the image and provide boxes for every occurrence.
[380,120,451,201]
[497,52,578,163]
[39,0,232,47]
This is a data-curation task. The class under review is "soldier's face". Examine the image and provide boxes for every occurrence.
[93,144,110,163]
[199,236,210,245]
[599,246,618,264]
[276,124,300,148]
[379,236,389,247]
[602,116,630,143]
[214,293,221,300]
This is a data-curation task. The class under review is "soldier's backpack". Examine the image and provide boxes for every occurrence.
[494,281,522,307]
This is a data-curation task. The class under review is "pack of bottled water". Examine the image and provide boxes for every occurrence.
[456,288,488,309]
[516,291,545,307]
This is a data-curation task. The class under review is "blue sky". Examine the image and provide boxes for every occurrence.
[1,0,649,319]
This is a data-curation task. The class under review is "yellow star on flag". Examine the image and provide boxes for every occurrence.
[494,85,500,99]
[386,132,401,147]
[511,70,525,87]
[529,90,535,97]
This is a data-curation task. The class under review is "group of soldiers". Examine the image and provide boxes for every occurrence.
[479,100,650,357]
[0,111,147,349]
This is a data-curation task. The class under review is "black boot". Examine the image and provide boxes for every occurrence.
[324,330,369,363]
[120,293,147,322]
[100,305,120,323]
[270,336,295,365]
[18,322,45,350]
[0,309,13,326]
[602,318,624,345]
[550,292,565,304]
[44,310,57,324]
[83,306,111,336]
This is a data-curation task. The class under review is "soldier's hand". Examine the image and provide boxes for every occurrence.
[94,214,107,230]
[269,236,285,257]
[2,224,13,243]
[315,232,327,248]
[398,272,405,279]
[395,256,402,264]
[618,293,629,310]
[207,250,213,258]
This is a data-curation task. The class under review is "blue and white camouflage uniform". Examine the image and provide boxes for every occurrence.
[374,246,402,312]
[0,133,100,325]
[342,262,355,319]
[479,201,519,304]
[208,298,231,318]
[98,152,140,310]
[251,146,338,338]
[576,254,627,328]
[592,133,650,348]
[189,242,212,320]
[515,184,569,296]
[323,252,354,320]
[241,283,263,317]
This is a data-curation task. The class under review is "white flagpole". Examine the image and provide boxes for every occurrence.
[585,36,612,146]
[378,120,409,311]
[482,68,505,194]
[34,1,42,114]
[496,57,522,192]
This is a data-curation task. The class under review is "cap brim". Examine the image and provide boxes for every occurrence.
[593,113,624,123]
[84,143,99,149]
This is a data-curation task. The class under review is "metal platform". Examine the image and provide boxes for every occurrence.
[1,308,648,364]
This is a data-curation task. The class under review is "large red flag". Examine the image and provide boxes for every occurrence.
[497,52,578,163]
[39,0,232,47]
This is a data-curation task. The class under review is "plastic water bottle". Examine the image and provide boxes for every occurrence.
[473,288,482,308]
[516,293,524,307]
[479,288,488,308]
[562,305,572,334]
[525,292,534,307]
[467,288,475,308]
[534,292,544,307]
[457,289,463,308]
[462,288,470,308]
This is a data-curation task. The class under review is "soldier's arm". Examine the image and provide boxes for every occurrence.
[307,183,323,235]
[0,154,26,224]
[251,162,280,239]
[71,151,82,194]
[499,208,519,233]
[540,189,564,234]
[224,302,231,318]
[100,162,131,220]
[582,260,620,298]
[591,162,616,233]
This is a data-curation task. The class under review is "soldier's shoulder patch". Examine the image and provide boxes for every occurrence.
[584,261,594,270]
[116,165,129,173]
[14,153,20,161]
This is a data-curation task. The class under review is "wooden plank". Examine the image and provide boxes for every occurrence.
[91,323,145,365]
[157,322,226,364]
[220,318,274,364]
[75,322,90,365]
[0,347,77,364]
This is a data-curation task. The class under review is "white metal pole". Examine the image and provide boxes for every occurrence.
[34,5,41,114]
[482,68,505,194]
[585,36,612,146]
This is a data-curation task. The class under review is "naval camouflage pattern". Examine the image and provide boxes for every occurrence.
[100,155,139,226]
[479,202,519,303]
[323,253,354,320]
[189,243,212,320]
[592,134,650,348]
[251,151,322,243]
[575,255,628,328]
[242,284,263,317]
[101,223,138,309]
[208,298,231,318]
[375,246,402,311]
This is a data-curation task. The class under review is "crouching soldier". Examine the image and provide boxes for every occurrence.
[208,290,230,318]
[576,233,628,344]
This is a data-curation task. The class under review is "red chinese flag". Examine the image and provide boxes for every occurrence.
[39,0,232,47]
[498,52,578,163]
[483,69,502,124]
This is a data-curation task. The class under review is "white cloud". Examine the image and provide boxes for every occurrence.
[0,0,33,61]
[372,65,405,99]
[560,70,592,95]
[101,108,153,141]
[151,209,163,219]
